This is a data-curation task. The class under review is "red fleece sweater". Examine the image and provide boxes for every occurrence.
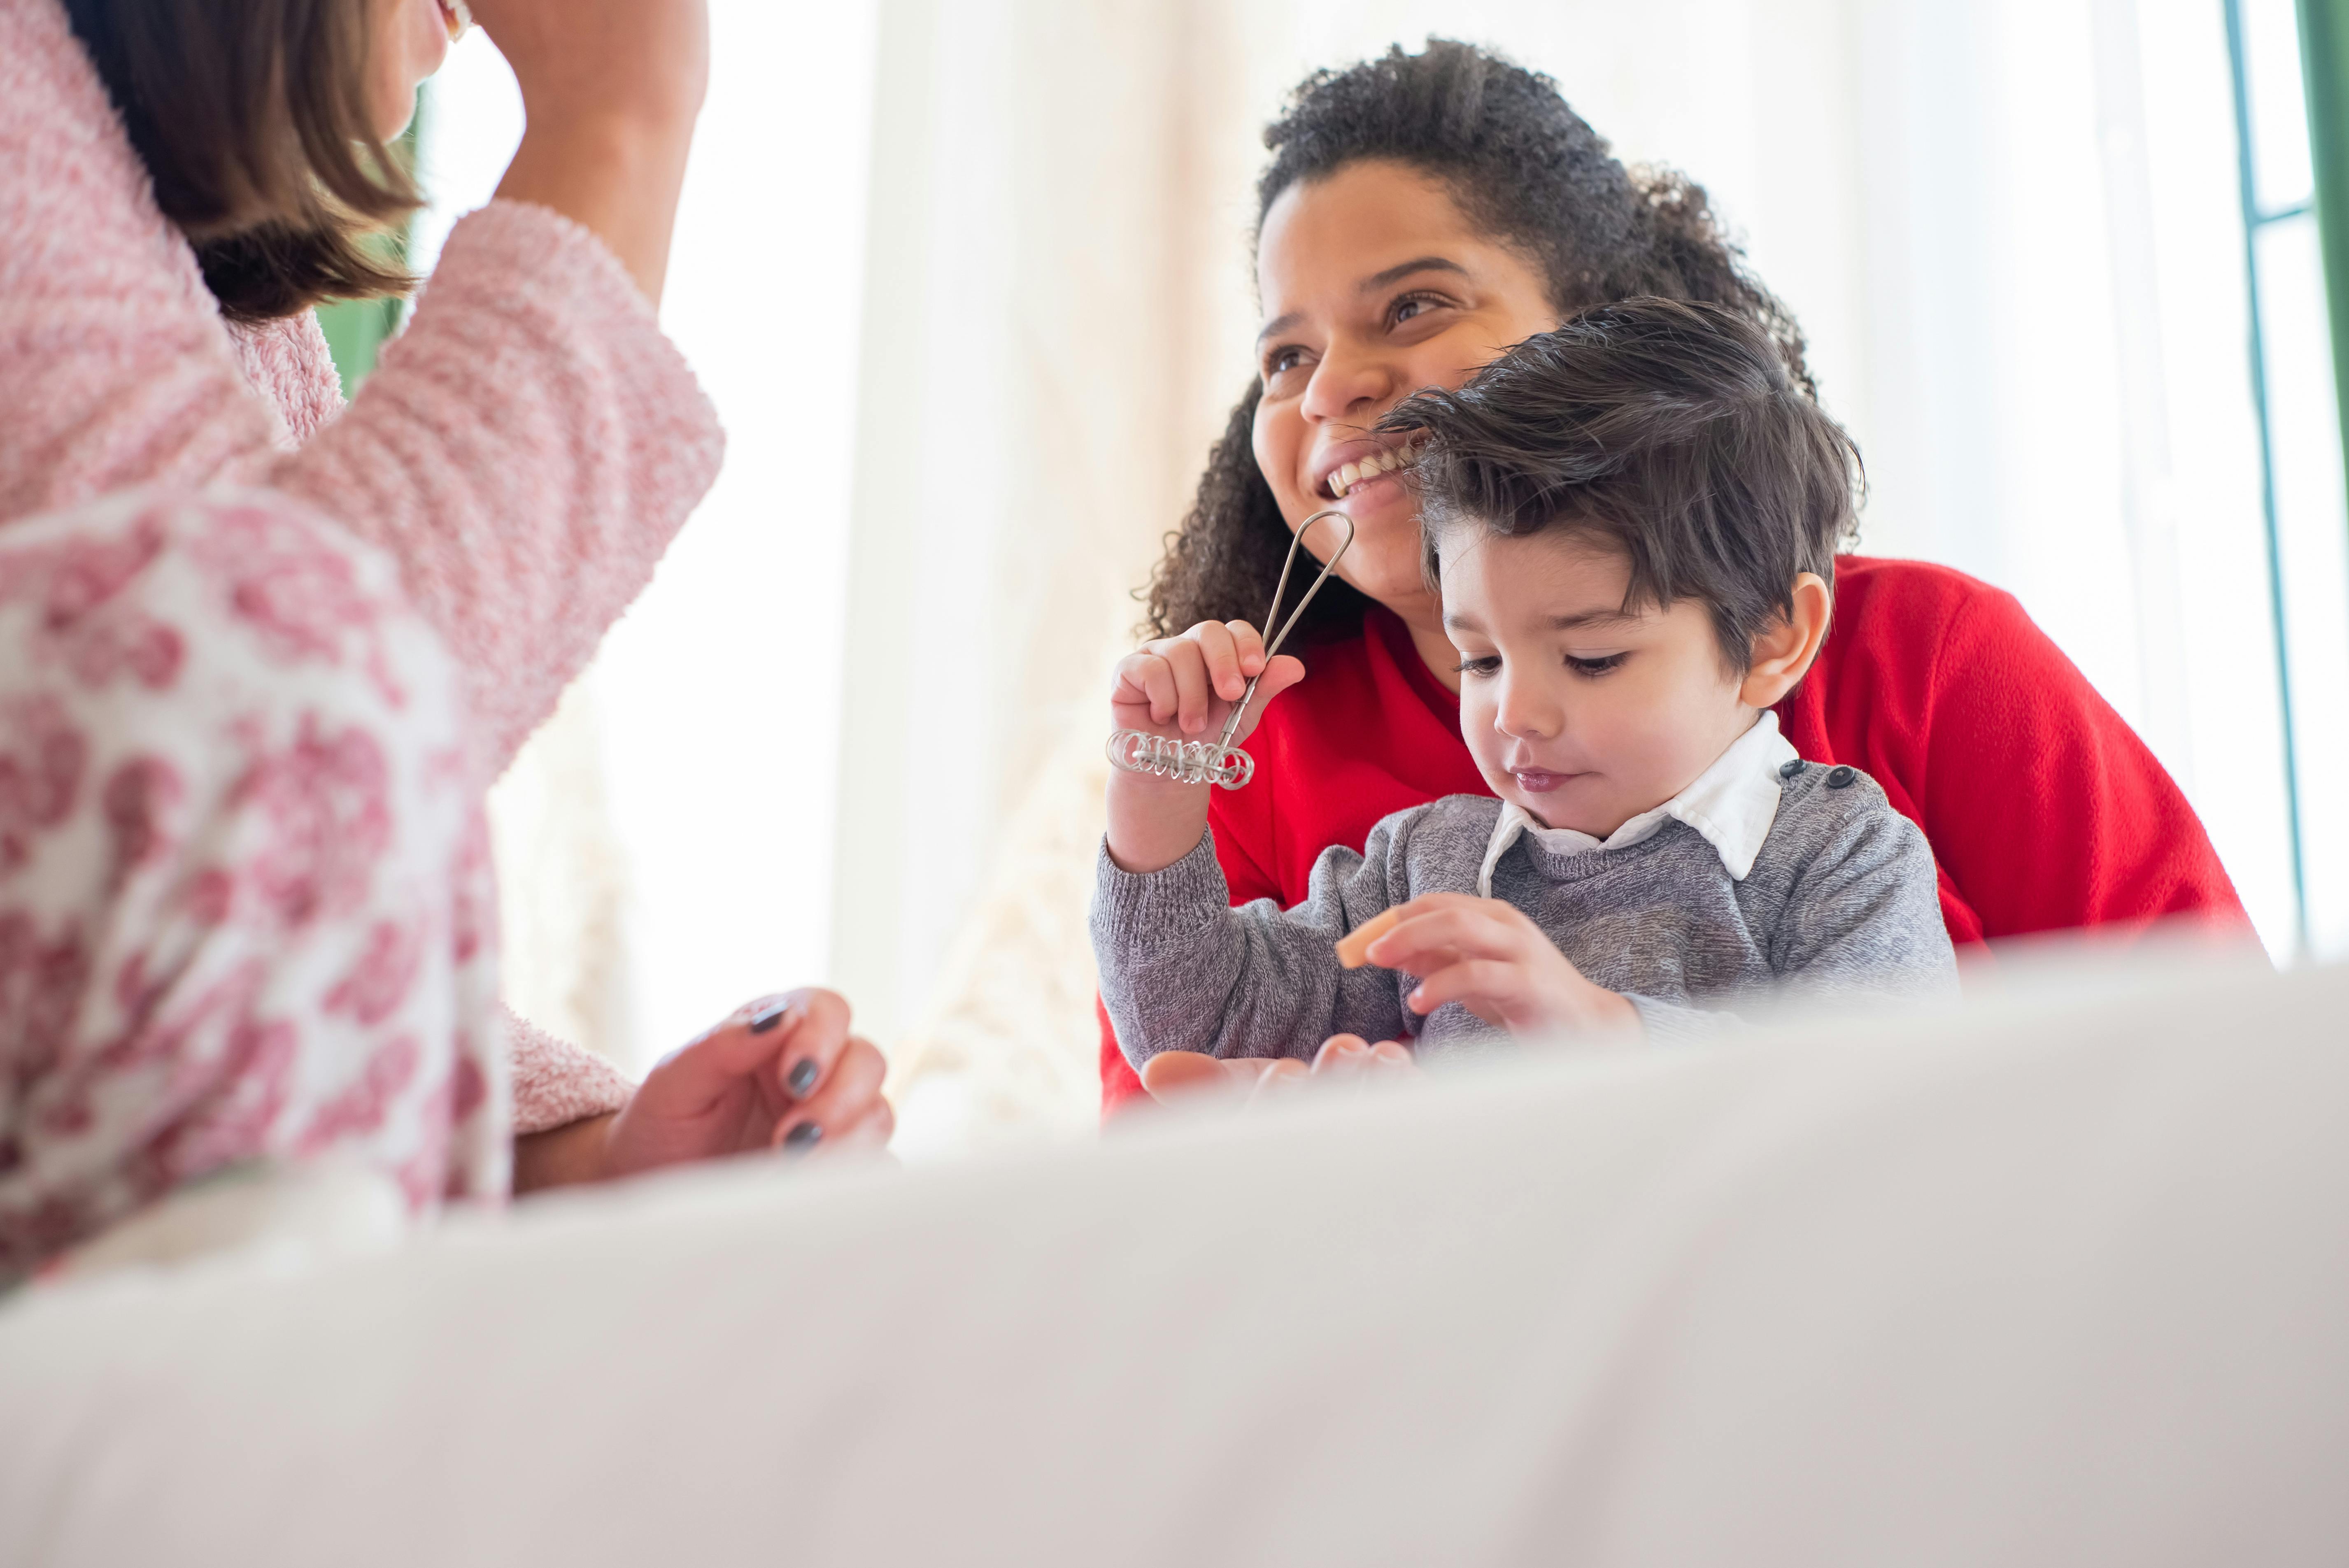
[1099,554,2249,1112]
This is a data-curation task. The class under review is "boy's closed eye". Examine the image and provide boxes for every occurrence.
[1453,651,1631,679]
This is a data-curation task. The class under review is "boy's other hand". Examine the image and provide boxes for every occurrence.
[1136,1036,1415,1110]
[1365,893,1641,1040]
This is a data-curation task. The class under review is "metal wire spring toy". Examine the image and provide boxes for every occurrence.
[1106,509,1356,790]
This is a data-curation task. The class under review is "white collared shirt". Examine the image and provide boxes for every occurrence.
[1475,711,1801,896]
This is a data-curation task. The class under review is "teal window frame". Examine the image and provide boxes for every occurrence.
[2224,0,2349,953]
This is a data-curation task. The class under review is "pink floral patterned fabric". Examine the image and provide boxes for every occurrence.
[0,0,724,1142]
[0,489,505,1277]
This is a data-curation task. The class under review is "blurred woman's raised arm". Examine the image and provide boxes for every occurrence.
[1,0,723,784]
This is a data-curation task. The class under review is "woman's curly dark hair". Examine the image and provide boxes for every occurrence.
[1141,38,1814,642]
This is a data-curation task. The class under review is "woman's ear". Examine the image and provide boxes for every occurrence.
[1738,573,1832,709]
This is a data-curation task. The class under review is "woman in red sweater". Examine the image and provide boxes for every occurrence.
[1100,40,2245,1114]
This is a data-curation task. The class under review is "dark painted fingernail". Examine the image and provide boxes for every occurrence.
[786,1057,820,1096]
[750,1000,791,1034]
[782,1121,822,1152]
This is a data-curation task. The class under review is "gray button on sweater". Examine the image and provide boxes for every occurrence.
[1092,763,1958,1066]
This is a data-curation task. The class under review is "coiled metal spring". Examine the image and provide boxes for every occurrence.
[1104,730,1257,790]
[1105,508,1355,793]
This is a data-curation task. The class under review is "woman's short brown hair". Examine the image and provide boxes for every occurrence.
[62,0,420,322]
[1393,297,1860,671]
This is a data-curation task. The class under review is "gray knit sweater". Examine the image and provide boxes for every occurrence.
[1093,763,1958,1066]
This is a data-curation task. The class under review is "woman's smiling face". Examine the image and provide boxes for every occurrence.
[1251,160,1560,629]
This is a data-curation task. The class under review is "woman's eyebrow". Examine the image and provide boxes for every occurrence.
[1257,311,1303,347]
[1361,256,1469,292]
[1256,257,1472,345]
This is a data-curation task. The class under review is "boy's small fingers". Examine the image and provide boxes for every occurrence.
[1139,1050,1229,1102]
[1369,908,1505,971]
[1407,960,1517,1016]
[1166,644,1215,734]
[1235,655,1306,734]
[1241,1058,1310,1111]
[1226,621,1269,676]
[1259,654,1306,697]
[1118,655,1178,725]
[1311,1034,1372,1075]
[1192,621,1245,700]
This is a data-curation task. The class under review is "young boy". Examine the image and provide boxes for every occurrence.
[1092,298,1957,1068]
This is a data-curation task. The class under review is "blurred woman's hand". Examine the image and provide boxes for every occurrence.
[470,0,710,303]
[515,989,894,1190]
[468,0,709,130]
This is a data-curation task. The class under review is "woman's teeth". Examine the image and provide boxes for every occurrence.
[1328,439,1422,500]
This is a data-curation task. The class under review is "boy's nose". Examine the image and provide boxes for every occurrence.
[1494,677,1562,741]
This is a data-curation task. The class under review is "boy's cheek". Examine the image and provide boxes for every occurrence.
[1459,702,1516,794]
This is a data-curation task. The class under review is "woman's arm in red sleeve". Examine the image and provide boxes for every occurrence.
[1918,585,2249,938]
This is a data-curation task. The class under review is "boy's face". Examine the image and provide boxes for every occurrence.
[1440,530,1760,839]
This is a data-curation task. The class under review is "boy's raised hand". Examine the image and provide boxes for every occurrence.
[1362,894,1641,1040]
[1110,619,1305,751]
[1104,619,1306,874]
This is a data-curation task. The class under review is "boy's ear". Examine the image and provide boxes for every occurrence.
[1738,573,1832,709]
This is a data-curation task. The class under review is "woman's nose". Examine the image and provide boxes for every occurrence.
[1300,336,1399,427]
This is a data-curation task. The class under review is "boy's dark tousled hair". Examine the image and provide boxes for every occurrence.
[1391,296,1860,670]
[1142,38,1811,642]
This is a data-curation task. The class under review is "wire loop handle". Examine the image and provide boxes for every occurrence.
[1106,509,1356,790]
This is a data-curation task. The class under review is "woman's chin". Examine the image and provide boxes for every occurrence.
[1300,477,1420,591]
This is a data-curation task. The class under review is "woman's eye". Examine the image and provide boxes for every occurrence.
[1389,291,1450,328]
[1264,346,1307,379]
[1454,655,1501,678]
[1566,654,1627,677]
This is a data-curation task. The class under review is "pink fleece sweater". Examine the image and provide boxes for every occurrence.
[0,0,726,1134]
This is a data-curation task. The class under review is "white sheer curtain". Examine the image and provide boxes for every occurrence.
[416,5,880,1070]
[836,0,2315,1153]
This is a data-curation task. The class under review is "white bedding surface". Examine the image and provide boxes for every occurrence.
[4,949,2344,1566]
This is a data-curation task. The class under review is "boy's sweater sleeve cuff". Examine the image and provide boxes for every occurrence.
[1093,831,1232,953]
